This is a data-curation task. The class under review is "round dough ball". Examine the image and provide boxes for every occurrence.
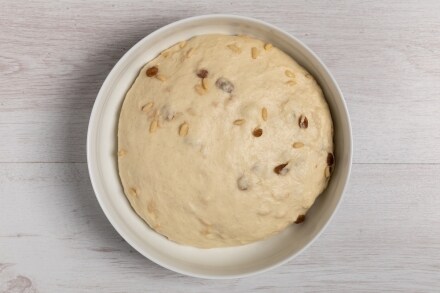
[118,34,333,248]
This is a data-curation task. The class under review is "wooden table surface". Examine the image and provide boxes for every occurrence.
[1,1,439,292]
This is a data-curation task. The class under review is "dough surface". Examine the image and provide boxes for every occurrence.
[118,34,334,248]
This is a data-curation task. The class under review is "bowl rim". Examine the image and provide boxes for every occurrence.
[87,14,353,279]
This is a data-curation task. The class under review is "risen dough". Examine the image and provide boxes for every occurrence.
[118,34,334,248]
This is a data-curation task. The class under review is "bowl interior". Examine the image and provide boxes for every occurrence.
[87,15,352,278]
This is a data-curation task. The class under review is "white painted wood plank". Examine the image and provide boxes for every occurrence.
[1,1,440,292]
[1,163,439,292]
[1,1,440,163]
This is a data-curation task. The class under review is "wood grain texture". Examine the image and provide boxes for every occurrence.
[1,0,440,292]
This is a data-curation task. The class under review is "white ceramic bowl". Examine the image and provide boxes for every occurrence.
[87,14,352,279]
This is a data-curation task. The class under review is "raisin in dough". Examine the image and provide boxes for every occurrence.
[118,34,334,248]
